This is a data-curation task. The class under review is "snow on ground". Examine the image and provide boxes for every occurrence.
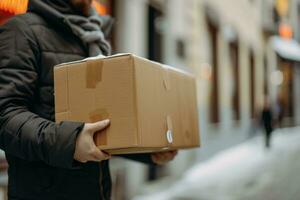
[133,127,300,200]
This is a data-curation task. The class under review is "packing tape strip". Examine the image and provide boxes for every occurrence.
[86,59,103,88]
[166,115,173,144]
[89,109,109,146]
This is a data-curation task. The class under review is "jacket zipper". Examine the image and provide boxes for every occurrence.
[99,162,105,200]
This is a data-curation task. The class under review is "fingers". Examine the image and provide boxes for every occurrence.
[152,150,178,165]
[161,151,176,157]
[169,150,178,157]
[89,147,111,161]
[157,150,177,159]
[74,121,112,163]
[152,153,163,162]
[88,119,110,133]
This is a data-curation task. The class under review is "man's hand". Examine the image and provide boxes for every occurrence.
[151,150,178,165]
[74,119,111,163]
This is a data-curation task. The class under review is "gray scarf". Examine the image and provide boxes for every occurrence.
[29,0,113,56]
[64,11,113,56]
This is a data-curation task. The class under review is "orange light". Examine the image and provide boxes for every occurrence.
[276,0,289,17]
[279,23,293,39]
[92,0,108,15]
[0,0,28,15]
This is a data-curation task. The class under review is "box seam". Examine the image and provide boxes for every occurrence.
[65,65,70,120]
[131,55,141,147]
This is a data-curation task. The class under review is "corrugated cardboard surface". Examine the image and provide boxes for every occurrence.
[54,54,200,154]
[134,57,200,150]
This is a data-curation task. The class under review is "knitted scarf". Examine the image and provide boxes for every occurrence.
[29,0,113,56]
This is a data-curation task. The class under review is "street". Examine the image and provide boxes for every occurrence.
[134,127,300,200]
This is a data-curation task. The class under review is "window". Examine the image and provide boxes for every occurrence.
[249,51,255,118]
[230,41,240,120]
[297,4,300,41]
[207,18,220,123]
[264,56,269,95]
[148,4,163,62]
[279,60,294,118]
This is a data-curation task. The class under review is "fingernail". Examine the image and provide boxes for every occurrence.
[103,119,110,124]
[103,151,111,158]
[105,156,111,160]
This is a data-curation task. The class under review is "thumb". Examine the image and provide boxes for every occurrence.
[89,119,110,133]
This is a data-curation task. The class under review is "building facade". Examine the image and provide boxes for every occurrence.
[110,0,280,199]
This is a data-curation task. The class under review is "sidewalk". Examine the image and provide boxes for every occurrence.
[133,127,300,200]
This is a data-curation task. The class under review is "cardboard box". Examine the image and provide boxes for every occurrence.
[54,54,200,154]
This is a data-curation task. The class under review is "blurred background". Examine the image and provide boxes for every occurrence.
[1,0,300,199]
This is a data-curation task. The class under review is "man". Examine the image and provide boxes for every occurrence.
[0,0,177,199]
[261,96,274,149]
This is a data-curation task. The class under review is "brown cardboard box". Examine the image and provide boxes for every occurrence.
[54,54,200,154]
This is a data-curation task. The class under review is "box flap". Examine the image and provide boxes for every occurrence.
[54,53,133,68]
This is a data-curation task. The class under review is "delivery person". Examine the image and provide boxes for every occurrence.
[0,0,177,199]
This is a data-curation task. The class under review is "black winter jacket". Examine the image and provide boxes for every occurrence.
[0,0,153,199]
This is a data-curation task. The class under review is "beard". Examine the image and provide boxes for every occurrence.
[69,0,92,16]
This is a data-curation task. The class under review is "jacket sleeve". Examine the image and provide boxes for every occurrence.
[0,17,84,169]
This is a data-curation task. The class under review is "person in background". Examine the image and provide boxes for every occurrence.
[261,96,274,149]
[0,0,177,199]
